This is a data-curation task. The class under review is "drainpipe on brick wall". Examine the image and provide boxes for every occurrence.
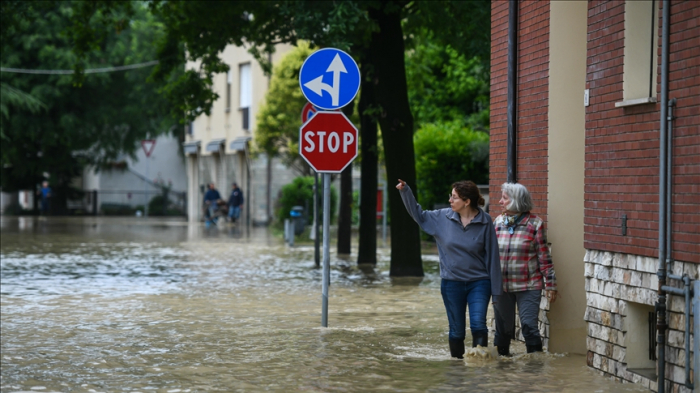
[656,0,670,391]
[507,0,518,183]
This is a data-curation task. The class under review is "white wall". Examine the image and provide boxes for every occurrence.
[87,133,186,209]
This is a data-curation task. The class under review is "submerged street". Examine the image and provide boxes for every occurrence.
[1,217,647,392]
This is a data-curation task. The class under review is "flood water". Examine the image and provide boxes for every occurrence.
[1,217,648,393]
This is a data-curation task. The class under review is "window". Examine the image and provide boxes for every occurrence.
[626,302,657,380]
[239,63,252,130]
[226,70,232,112]
[617,0,659,107]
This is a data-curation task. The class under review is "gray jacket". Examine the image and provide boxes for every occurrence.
[400,186,502,298]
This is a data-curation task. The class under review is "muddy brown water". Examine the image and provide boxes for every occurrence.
[1,217,647,392]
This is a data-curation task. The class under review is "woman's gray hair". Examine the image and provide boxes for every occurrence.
[501,182,534,213]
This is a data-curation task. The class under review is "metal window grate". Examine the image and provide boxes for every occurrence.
[649,311,657,361]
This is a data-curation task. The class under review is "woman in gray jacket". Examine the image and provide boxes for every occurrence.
[397,179,502,359]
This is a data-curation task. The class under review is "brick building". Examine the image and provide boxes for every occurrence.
[490,1,699,391]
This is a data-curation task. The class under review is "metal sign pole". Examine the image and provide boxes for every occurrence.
[321,172,331,327]
[314,172,320,268]
[383,181,388,247]
[144,156,150,218]
[299,48,360,327]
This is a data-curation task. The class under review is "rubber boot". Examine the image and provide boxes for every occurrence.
[497,343,512,357]
[495,334,512,357]
[448,339,465,359]
[526,342,543,353]
[471,332,488,348]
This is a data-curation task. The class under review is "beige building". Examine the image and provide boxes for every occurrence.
[183,44,296,224]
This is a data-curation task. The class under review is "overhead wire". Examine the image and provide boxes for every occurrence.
[0,60,159,75]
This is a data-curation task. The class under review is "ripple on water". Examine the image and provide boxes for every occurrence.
[1,218,650,392]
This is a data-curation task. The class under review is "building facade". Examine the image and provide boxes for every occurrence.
[82,133,187,214]
[182,44,297,224]
[490,1,699,391]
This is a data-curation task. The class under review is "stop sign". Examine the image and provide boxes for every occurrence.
[299,111,358,173]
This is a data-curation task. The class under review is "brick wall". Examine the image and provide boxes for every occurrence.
[584,0,700,263]
[667,0,700,263]
[489,0,509,212]
[489,0,550,220]
[516,1,550,220]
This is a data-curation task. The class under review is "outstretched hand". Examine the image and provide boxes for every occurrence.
[396,179,407,191]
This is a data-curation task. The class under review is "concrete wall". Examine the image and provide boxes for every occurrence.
[81,133,187,210]
[547,0,588,355]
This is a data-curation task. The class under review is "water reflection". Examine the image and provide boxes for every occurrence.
[1,217,647,392]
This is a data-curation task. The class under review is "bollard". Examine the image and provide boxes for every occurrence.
[93,190,98,216]
[284,219,294,246]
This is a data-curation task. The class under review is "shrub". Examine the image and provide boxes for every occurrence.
[414,121,489,212]
[2,202,27,216]
[148,195,168,215]
[101,203,135,216]
[276,176,337,226]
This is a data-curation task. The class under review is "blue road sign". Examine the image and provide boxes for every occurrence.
[299,48,360,111]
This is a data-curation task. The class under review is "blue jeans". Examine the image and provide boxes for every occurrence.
[205,204,218,223]
[441,279,491,340]
[228,206,241,220]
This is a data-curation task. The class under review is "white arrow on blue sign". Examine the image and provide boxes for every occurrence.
[299,48,360,111]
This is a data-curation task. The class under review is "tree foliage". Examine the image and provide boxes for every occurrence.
[254,42,314,175]
[414,121,489,214]
[405,29,490,132]
[145,1,367,122]
[0,1,178,210]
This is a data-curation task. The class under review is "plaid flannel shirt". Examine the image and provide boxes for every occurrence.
[494,213,557,292]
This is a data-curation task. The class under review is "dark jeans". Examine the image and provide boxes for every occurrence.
[440,278,491,340]
[493,289,543,346]
[228,205,241,220]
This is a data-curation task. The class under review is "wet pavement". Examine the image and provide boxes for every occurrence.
[0,216,649,392]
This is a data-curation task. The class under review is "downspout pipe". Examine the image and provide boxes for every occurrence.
[656,0,670,392]
[666,98,675,269]
[507,0,518,183]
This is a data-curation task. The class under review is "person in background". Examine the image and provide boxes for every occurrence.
[493,182,558,356]
[203,183,222,224]
[397,179,501,359]
[37,181,52,215]
[227,182,244,223]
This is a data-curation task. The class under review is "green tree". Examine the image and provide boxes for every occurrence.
[67,0,491,276]
[0,1,177,211]
[0,82,47,122]
[255,42,315,175]
[414,121,489,213]
[405,29,490,132]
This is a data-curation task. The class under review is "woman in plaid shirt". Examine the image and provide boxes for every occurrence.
[493,182,558,356]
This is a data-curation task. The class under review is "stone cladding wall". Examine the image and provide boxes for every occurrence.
[585,249,698,392]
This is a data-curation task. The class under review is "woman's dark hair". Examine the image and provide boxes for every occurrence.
[452,180,485,207]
